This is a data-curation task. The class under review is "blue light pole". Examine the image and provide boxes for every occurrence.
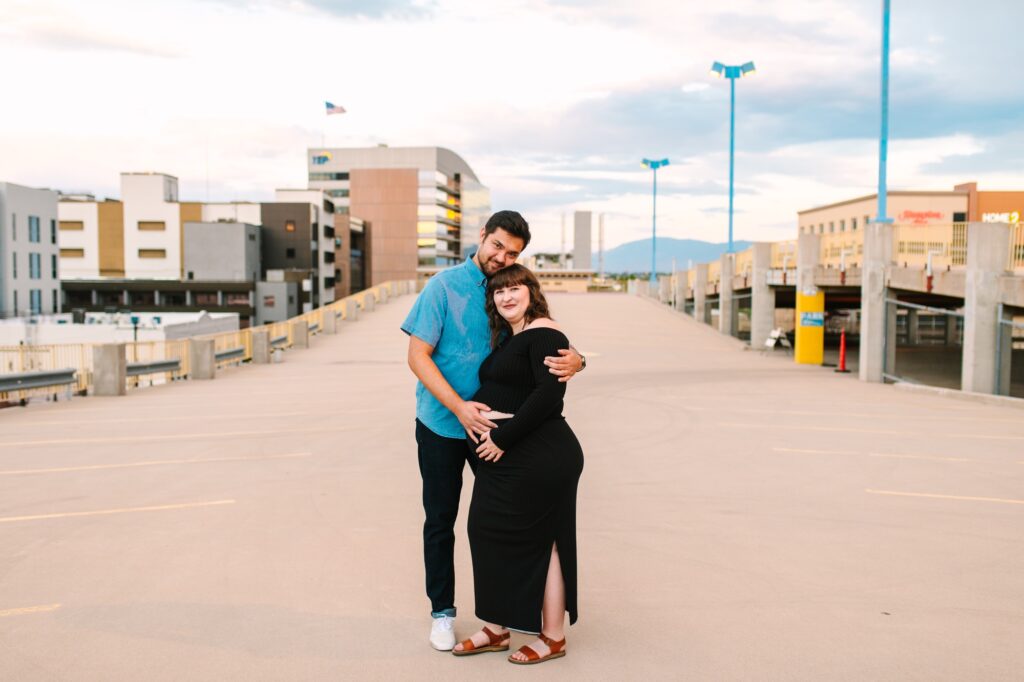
[711,60,755,253]
[876,0,893,223]
[642,157,669,284]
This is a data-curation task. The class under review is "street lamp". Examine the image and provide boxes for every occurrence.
[710,60,755,253]
[642,157,669,285]
[875,0,894,224]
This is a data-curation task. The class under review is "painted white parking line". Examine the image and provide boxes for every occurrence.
[0,499,236,523]
[868,453,972,462]
[772,447,861,456]
[865,490,1024,505]
[0,604,62,618]
[0,425,355,449]
[0,452,311,476]
[6,411,307,428]
[719,422,1024,441]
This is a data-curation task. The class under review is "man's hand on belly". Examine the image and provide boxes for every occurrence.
[456,400,498,443]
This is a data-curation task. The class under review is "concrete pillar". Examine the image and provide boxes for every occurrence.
[693,264,708,324]
[291,320,309,349]
[322,309,337,334]
[91,343,126,396]
[945,315,960,346]
[751,243,776,348]
[859,222,895,383]
[252,330,271,364]
[364,293,376,313]
[658,275,672,303]
[344,298,359,322]
[673,270,689,312]
[189,338,216,380]
[962,222,1012,394]
[906,309,921,346]
[380,287,390,304]
[719,253,735,336]
[90,289,98,305]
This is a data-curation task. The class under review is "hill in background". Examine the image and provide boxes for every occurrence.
[596,237,753,274]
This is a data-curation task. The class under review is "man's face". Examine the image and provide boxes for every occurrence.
[476,227,525,276]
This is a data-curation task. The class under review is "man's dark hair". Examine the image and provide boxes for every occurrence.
[483,210,531,249]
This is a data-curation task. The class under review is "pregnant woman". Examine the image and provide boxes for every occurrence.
[451,264,584,665]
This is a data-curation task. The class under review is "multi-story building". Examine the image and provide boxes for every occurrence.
[797,182,1024,235]
[306,145,490,284]
[0,182,61,318]
[183,222,261,283]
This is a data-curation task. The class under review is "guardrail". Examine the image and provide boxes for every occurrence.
[0,368,78,402]
[127,359,182,377]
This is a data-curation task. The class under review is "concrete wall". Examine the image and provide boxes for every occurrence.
[255,280,298,325]
[0,182,61,318]
[184,222,261,283]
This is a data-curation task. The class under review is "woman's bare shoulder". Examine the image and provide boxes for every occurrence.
[524,317,561,331]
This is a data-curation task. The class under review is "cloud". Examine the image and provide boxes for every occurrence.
[205,0,437,19]
[11,22,180,58]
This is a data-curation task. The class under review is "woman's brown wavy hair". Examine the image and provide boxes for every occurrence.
[485,264,552,348]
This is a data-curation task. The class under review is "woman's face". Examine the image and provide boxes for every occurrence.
[493,283,530,324]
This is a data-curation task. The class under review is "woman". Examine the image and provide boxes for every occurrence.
[451,263,584,665]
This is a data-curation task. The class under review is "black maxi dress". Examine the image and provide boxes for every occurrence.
[466,326,584,634]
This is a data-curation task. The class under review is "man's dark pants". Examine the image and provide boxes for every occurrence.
[416,418,479,616]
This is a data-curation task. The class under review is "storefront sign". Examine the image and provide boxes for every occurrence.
[897,210,944,225]
[982,211,1020,224]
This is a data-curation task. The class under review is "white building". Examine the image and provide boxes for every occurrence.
[0,182,61,318]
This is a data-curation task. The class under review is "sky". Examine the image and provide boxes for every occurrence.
[1,0,1022,253]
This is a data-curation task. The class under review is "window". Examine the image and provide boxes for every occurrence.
[10,213,15,240]
[187,271,194,280]
[263,295,276,307]
[864,215,870,227]
[29,216,41,242]
[138,249,166,259]
[11,252,16,278]
[829,221,835,233]
[286,248,296,258]
[51,254,58,278]
[285,220,296,232]
[13,290,17,313]
[852,217,858,231]
[308,172,349,181]
[30,289,42,314]
[52,289,58,313]
[50,219,57,244]
[288,295,295,304]
[839,220,845,231]
[60,248,85,258]
[953,212,967,222]
[248,233,256,241]
[29,253,41,279]
[59,220,85,231]
[138,221,166,231]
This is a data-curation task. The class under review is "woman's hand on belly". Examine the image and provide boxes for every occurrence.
[475,430,505,462]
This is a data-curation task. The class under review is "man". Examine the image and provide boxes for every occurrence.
[401,210,585,650]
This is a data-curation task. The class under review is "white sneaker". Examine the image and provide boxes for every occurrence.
[429,615,456,651]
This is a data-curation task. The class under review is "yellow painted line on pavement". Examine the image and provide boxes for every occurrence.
[868,453,972,462]
[865,490,1024,505]
[0,603,62,618]
[0,499,236,524]
[0,425,355,449]
[0,452,312,476]
[719,422,1024,441]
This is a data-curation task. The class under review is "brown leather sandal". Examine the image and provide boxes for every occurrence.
[451,626,511,656]
[507,633,566,665]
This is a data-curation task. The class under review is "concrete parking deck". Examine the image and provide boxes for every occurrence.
[1,293,1022,681]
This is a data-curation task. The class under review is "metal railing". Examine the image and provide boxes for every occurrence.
[1009,223,1024,272]
[893,223,967,269]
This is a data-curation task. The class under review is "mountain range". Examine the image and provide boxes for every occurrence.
[594,237,753,274]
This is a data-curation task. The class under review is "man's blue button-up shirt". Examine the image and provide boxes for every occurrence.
[401,257,491,439]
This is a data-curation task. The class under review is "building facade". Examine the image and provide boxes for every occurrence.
[184,222,261,283]
[798,182,1024,235]
[306,146,490,284]
[0,182,61,318]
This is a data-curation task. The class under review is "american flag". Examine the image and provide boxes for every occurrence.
[325,101,346,115]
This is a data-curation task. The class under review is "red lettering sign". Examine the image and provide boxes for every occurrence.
[897,210,944,225]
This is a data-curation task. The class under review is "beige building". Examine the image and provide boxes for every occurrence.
[798,181,1024,235]
[306,146,490,286]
